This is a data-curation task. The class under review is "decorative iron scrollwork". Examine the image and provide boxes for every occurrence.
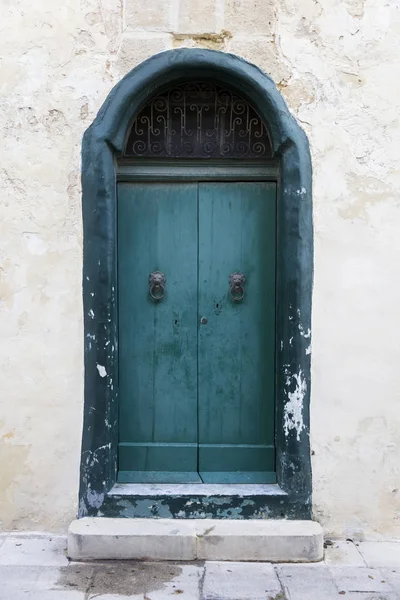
[125,82,272,159]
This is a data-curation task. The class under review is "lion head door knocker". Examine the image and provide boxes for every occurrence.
[229,272,246,302]
[149,271,166,301]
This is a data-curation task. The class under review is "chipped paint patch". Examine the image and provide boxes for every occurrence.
[298,323,311,339]
[284,370,306,441]
[96,364,107,377]
[295,187,307,196]
[86,485,105,509]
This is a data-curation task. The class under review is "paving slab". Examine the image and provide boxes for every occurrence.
[342,594,398,600]
[382,569,400,594]
[203,561,281,600]
[0,564,47,590]
[1,537,400,600]
[85,561,201,598]
[324,540,366,566]
[330,566,393,594]
[359,542,400,568]
[0,589,28,600]
[88,596,143,600]
[88,594,143,599]
[54,563,95,593]
[0,564,94,598]
[277,564,339,600]
[0,535,68,566]
[28,592,85,599]
[277,560,327,569]
[0,593,31,600]
[145,564,201,599]
[0,590,85,600]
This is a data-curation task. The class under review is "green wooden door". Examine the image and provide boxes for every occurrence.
[117,180,276,484]
[198,182,276,483]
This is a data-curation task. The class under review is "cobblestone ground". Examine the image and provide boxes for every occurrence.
[1,534,400,599]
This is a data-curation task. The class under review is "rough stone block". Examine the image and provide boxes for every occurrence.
[176,0,217,34]
[68,517,197,561]
[196,519,323,562]
[203,561,281,600]
[125,0,172,31]
[226,37,290,84]
[224,0,275,34]
[115,33,172,77]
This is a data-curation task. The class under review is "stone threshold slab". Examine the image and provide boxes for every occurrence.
[68,517,323,563]
[109,483,287,496]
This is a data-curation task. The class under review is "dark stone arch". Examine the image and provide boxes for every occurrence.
[79,49,313,519]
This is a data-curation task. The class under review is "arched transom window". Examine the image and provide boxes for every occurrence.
[125,82,272,159]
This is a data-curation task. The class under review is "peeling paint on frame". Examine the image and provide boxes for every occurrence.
[284,369,307,441]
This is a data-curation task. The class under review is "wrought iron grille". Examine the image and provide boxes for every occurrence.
[124,82,272,159]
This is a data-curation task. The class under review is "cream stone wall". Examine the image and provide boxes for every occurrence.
[0,0,399,537]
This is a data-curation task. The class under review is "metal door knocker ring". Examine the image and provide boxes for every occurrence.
[229,272,246,302]
[149,271,166,301]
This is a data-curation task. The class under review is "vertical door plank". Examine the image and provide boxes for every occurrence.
[198,182,276,483]
[117,182,200,483]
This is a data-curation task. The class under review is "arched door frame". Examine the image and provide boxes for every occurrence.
[79,48,313,519]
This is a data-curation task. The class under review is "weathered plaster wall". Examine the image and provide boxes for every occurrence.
[0,0,399,536]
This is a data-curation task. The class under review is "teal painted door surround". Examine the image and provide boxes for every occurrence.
[118,180,276,484]
[79,48,313,521]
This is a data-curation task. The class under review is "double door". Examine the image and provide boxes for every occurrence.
[117,180,276,483]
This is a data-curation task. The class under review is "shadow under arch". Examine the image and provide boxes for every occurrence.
[80,48,313,520]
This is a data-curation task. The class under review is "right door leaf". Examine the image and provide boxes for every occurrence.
[198,182,277,483]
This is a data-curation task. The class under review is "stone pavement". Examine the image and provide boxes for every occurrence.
[1,533,400,599]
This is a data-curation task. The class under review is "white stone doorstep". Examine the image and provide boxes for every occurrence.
[67,517,323,563]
